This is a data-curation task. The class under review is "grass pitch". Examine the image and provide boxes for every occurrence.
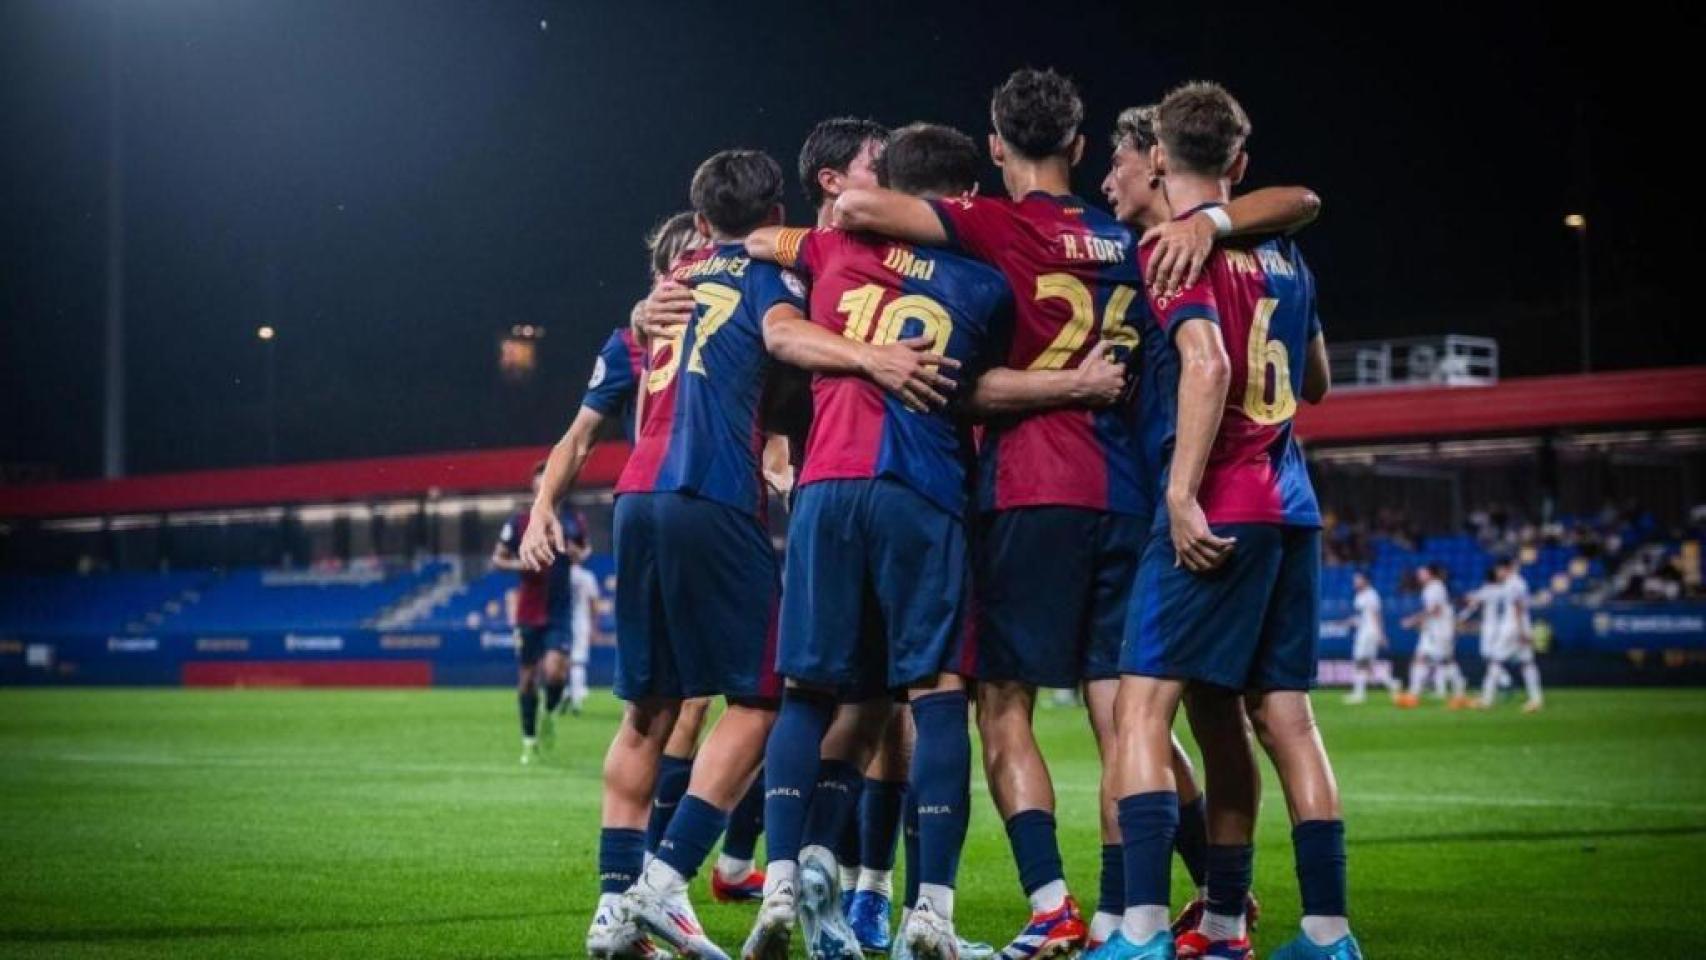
[1,687,1703,959]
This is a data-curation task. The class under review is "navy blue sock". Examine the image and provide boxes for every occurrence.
[832,775,864,867]
[599,827,645,894]
[1293,819,1348,917]
[802,758,864,855]
[1004,809,1065,896]
[763,688,837,865]
[646,755,693,854]
[1117,791,1179,909]
[1097,843,1125,916]
[909,691,971,890]
[1175,793,1209,888]
[656,795,728,882]
[544,681,564,712]
[860,778,906,872]
[1205,844,1254,917]
[902,785,920,908]
[721,770,765,861]
[519,689,539,738]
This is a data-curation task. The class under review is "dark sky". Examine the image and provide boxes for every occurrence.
[1,0,1696,481]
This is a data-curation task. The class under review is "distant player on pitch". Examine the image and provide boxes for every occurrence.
[1399,564,1468,708]
[1344,571,1399,704]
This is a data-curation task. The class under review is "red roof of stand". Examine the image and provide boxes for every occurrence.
[2,367,1701,520]
[1293,365,1706,443]
[0,444,632,519]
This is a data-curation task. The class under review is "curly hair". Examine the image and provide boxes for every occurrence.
[990,67,1084,160]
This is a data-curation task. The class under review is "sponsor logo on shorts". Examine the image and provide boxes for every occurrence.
[766,787,802,800]
[917,804,955,816]
[285,634,344,652]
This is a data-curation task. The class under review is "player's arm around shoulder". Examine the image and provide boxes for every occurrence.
[761,303,959,413]
[831,187,950,246]
[1142,187,1322,295]
[964,342,1128,416]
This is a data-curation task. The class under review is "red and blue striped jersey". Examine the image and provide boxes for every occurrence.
[771,226,1010,515]
[499,507,589,627]
[580,327,646,434]
[1139,206,1322,530]
[930,192,1144,515]
[614,243,807,516]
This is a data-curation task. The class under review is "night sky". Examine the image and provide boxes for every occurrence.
[1,1,1695,481]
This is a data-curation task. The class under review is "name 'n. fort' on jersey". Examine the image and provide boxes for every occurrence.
[771,225,1010,514]
[929,191,1146,516]
[1139,206,1323,530]
[614,243,806,517]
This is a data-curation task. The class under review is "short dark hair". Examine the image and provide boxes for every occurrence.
[1111,105,1159,152]
[877,123,980,199]
[646,211,699,276]
[990,67,1083,160]
[689,149,784,237]
[797,117,888,208]
[1154,81,1251,176]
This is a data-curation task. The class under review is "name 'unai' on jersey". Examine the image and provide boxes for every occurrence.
[1139,206,1322,530]
[930,192,1146,516]
[614,243,807,517]
[772,226,1010,515]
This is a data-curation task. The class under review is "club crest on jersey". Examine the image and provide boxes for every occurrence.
[588,355,608,389]
[781,269,806,298]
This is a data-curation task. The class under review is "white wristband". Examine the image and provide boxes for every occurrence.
[1202,206,1233,236]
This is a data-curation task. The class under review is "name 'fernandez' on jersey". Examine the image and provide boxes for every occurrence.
[1139,210,1322,530]
[771,226,1009,514]
[930,192,1145,515]
[614,243,806,517]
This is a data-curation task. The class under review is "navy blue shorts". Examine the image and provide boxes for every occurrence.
[517,625,571,666]
[968,507,1145,688]
[778,479,968,697]
[612,491,781,703]
[1121,524,1321,691]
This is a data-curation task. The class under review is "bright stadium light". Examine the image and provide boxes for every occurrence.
[1564,213,1587,230]
[257,324,276,341]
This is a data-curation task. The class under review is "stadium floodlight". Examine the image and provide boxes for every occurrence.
[257,324,276,341]
[1564,213,1587,230]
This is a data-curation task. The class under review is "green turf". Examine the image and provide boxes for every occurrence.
[1,688,1703,959]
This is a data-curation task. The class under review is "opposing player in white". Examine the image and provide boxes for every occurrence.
[1495,561,1545,712]
[1343,572,1399,704]
[1400,565,1468,707]
[1459,567,1505,707]
[565,559,600,716]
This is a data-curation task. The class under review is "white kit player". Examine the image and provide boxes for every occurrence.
[1400,564,1468,708]
[1491,560,1545,712]
[565,559,601,716]
[1344,572,1400,704]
